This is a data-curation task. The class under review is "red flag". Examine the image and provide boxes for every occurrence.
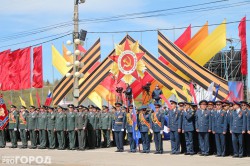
[0,50,10,90]
[222,92,232,102]
[0,94,9,130]
[174,25,191,49]
[1,50,11,91]
[238,16,247,75]
[189,82,197,104]
[36,90,41,107]
[160,94,172,109]
[9,49,21,90]
[44,90,52,106]
[32,46,43,88]
[19,47,31,89]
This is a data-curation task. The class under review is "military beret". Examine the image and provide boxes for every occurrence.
[68,104,74,108]
[154,102,162,107]
[170,100,177,105]
[199,100,208,105]
[29,105,36,109]
[10,105,16,108]
[115,102,123,106]
[233,101,241,106]
[20,105,26,109]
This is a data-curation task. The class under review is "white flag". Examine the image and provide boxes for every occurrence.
[207,82,214,101]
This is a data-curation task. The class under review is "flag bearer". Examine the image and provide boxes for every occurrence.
[100,105,112,148]
[18,106,28,148]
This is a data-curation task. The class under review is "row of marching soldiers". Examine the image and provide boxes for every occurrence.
[1,100,250,157]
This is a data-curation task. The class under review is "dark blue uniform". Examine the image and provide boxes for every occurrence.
[230,109,247,157]
[168,109,182,154]
[247,110,250,156]
[138,113,151,153]
[151,111,164,154]
[195,109,212,155]
[112,110,126,152]
[212,110,227,156]
[182,109,195,155]
[126,113,136,152]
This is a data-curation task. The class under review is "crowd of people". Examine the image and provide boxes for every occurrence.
[0,98,250,158]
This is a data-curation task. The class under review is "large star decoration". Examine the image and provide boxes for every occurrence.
[109,39,146,84]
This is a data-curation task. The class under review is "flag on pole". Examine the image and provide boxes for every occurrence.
[159,94,172,109]
[189,82,197,104]
[170,88,180,102]
[0,94,9,130]
[132,95,141,148]
[238,16,247,75]
[19,96,26,107]
[44,90,52,106]
[30,93,34,106]
[36,90,41,107]
[182,86,191,102]
[207,82,214,101]
[212,84,220,102]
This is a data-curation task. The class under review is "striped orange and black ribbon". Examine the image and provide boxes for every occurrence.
[158,31,228,100]
[53,39,101,105]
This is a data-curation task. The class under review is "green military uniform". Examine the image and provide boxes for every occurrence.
[8,106,19,148]
[28,107,38,149]
[100,109,112,148]
[95,108,101,148]
[75,106,88,150]
[55,110,66,150]
[0,129,6,148]
[66,110,76,150]
[18,107,28,148]
[87,110,96,149]
[38,111,47,149]
[47,108,56,149]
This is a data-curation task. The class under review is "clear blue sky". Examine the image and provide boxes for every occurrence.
[0,0,249,87]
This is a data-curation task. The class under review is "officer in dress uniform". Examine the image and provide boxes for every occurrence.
[95,107,102,148]
[230,101,247,158]
[66,104,76,150]
[182,102,195,155]
[18,106,28,148]
[100,105,112,148]
[55,106,66,150]
[212,101,227,157]
[247,103,250,157]
[110,106,117,147]
[28,106,38,149]
[126,105,136,152]
[112,102,126,152]
[47,106,56,149]
[178,102,186,154]
[138,105,151,153]
[240,101,250,157]
[8,105,19,148]
[76,105,88,150]
[207,101,216,155]
[151,103,164,154]
[37,105,47,149]
[168,100,182,155]
[87,105,96,149]
[224,101,233,156]
[191,103,199,154]
[195,100,211,156]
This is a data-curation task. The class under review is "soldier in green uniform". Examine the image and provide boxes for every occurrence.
[95,107,101,148]
[0,128,6,148]
[47,106,56,149]
[75,105,88,150]
[8,105,19,148]
[37,105,47,149]
[87,105,96,149]
[18,106,28,148]
[28,106,38,149]
[55,106,66,150]
[66,104,77,150]
[100,105,112,148]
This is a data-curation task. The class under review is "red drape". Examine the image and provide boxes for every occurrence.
[19,47,31,89]
[174,24,191,49]
[0,50,10,90]
[238,16,247,75]
[9,49,21,90]
[32,46,43,88]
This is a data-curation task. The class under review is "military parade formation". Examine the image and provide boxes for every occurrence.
[0,96,250,158]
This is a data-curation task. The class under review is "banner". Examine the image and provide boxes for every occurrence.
[19,47,31,89]
[0,50,10,91]
[52,45,70,76]
[9,49,21,90]
[32,46,43,88]
[0,94,9,130]
[238,16,247,75]
[88,91,102,109]
[19,96,26,107]
[174,24,191,49]
[63,44,73,63]
[228,81,243,101]
[30,93,34,106]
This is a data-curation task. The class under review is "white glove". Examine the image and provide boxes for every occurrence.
[126,130,128,133]
[25,129,28,132]
[121,128,124,131]
[14,128,17,131]
[160,130,163,135]
[18,129,21,132]
[150,129,153,134]
[112,129,114,131]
